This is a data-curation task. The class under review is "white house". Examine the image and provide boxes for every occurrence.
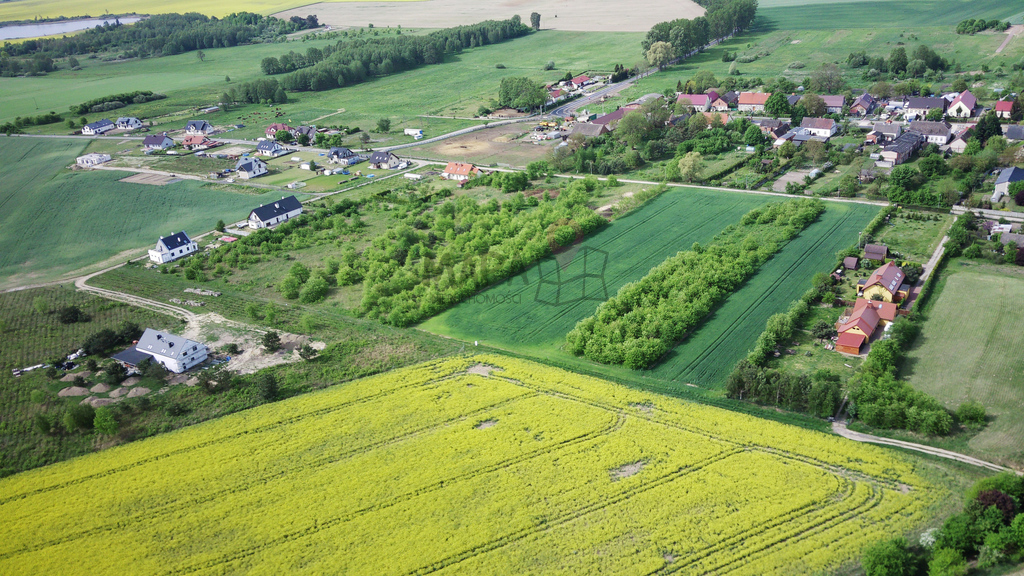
[256,140,288,157]
[442,162,480,181]
[82,119,115,135]
[993,167,1024,203]
[113,328,208,373]
[116,117,143,130]
[235,157,268,179]
[248,195,303,229]
[908,121,952,145]
[820,95,845,114]
[142,133,174,150]
[904,97,946,119]
[185,120,214,135]
[368,151,404,170]
[947,127,974,154]
[148,231,198,264]
[800,117,838,139]
[76,153,111,167]
[947,90,977,118]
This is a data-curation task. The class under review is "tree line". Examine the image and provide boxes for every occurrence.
[0,13,318,76]
[565,199,824,370]
[268,17,532,92]
[641,0,758,59]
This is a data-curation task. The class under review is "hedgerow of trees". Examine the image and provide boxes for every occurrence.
[267,17,532,92]
[641,0,759,58]
[565,199,824,369]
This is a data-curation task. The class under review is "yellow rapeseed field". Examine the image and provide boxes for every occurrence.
[0,0,420,23]
[0,354,945,575]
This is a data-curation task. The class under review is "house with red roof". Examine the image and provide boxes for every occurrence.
[571,75,593,89]
[995,99,1014,119]
[737,92,771,112]
[676,94,711,111]
[441,162,480,181]
[858,261,909,303]
[834,298,899,355]
[265,123,293,138]
[947,90,977,118]
[800,117,838,138]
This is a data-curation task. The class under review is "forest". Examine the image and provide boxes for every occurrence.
[0,13,317,76]
[270,17,533,92]
[565,199,824,369]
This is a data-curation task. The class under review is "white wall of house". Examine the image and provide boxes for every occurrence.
[947,102,972,118]
[148,241,198,264]
[149,345,207,373]
[248,208,302,229]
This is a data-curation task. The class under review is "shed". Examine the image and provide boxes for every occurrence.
[863,244,888,262]
[843,256,859,270]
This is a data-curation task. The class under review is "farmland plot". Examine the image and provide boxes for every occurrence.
[421,188,878,389]
[0,354,944,575]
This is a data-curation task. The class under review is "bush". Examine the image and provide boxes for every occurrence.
[956,400,986,428]
[928,548,967,576]
[93,407,118,436]
[34,413,53,434]
[57,305,86,324]
[257,372,278,400]
[299,275,329,303]
[262,331,281,352]
[63,404,96,432]
[861,537,912,576]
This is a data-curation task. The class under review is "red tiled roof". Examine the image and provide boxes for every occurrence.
[851,298,897,323]
[838,303,880,335]
[836,332,866,350]
[183,135,209,145]
[996,100,1014,112]
[702,112,730,124]
[443,162,479,177]
[266,123,291,135]
[821,95,845,108]
[571,75,591,85]
[677,94,710,106]
[738,92,771,105]
[801,117,836,130]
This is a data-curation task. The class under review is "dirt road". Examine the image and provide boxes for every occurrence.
[832,421,1019,474]
[996,25,1023,54]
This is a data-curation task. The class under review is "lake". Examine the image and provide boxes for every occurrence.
[0,16,143,41]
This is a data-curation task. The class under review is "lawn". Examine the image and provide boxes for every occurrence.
[0,137,300,288]
[903,261,1024,466]
[754,0,1024,30]
[872,209,953,263]
[420,188,879,391]
[0,354,947,575]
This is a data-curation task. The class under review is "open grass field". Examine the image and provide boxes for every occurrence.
[421,188,878,390]
[903,261,1024,466]
[754,0,1024,30]
[0,137,297,289]
[873,210,952,263]
[0,353,947,574]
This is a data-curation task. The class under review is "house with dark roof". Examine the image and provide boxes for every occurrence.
[993,167,1024,202]
[859,261,909,302]
[235,157,268,179]
[843,256,859,270]
[948,126,974,154]
[142,133,174,150]
[82,119,115,135]
[904,97,947,118]
[116,117,143,130]
[995,100,1014,119]
[786,94,802,107]
[592,106,637,129]
[368,151,404,170]
[185,120,214,135]
[294,125,317,140]
[850,93,875,116]
[112,328,208,373]
[879,132,922,166]
[442,162,480,181]
[756,118,789,134]
[908,120,952,145]
[148,231,198,264]
[947,90,977,118]
[866,122,901,144]
[248,195,302,229]
[1004,125,1024,142]
[256,140,288,157]
[709,91,733,111]
[327,147,362,165]
[864,243,888,262]
[800,117,838,138]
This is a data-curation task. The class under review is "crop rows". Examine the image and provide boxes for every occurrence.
[0,354,944,575]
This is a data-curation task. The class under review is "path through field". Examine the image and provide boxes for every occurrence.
[832,422,1018,474]
[997,25,1024,54]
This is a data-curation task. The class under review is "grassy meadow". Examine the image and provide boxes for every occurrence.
[755,0,1024,30]
[421,189,879,391]
[0,137,299,288]
[0,354,949,575]
[904,262,1024,466]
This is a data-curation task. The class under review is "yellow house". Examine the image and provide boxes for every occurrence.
[858,262,909,303]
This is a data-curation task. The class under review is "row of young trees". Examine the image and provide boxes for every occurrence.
[641,0,759,58]
[847,44,950,80]
[565,199,825,369]
[271,17,532,92]
[1,13,317,65]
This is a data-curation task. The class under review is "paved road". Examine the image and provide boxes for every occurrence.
[951,205,1024,223]
[833,421,1019,473]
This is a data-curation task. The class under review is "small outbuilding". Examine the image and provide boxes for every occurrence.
[863,243,888,262]
[843,256,859,270]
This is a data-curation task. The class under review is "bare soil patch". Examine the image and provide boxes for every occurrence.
[476,419,498,429]
[217,146,253,157]
[277,0,704,32]
[109,387,130,398]
[119,173,179,186]
[127,387,150,398]
[121,376,141,387]
[81,397,118,407]
[58,386,89,397]
[60,371,90,382]
[610,461,646,480]
[773,169,811,192]
[181,314,325,375]
[417,123,551,168]
[467,363,497,377]
[89,383,111,394]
